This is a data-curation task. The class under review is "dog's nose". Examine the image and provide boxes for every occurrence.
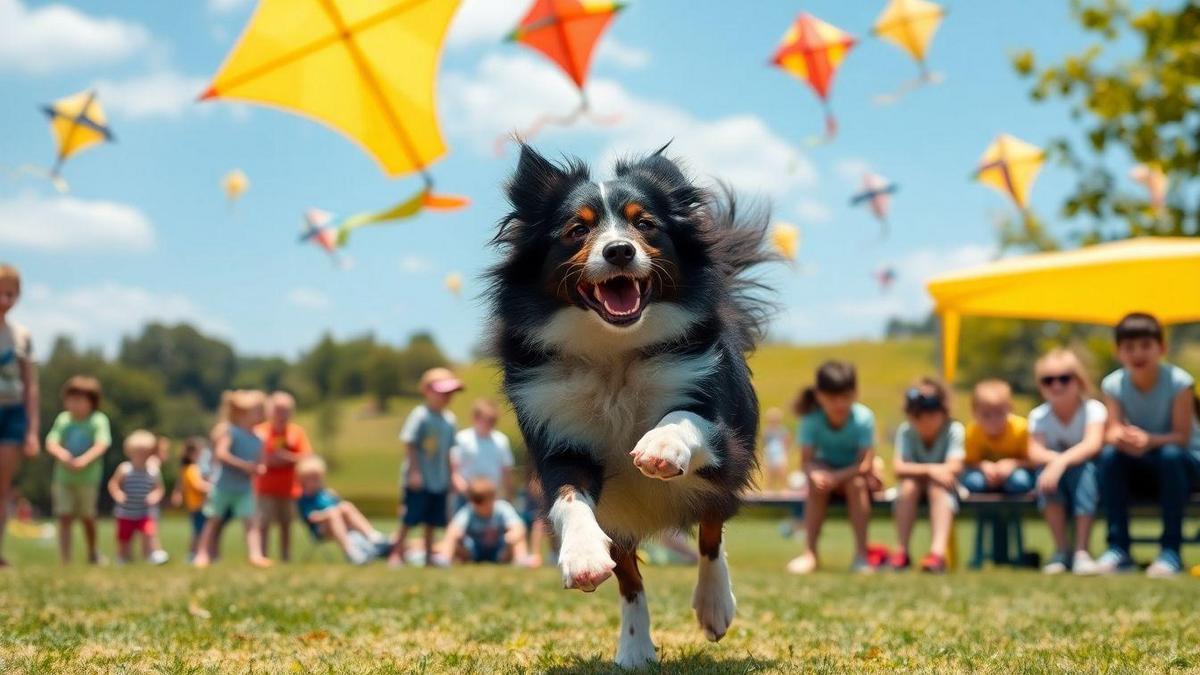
[602,241,636,267]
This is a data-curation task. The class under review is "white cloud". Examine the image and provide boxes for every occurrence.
[286,287,330,310]
[794,198,832,225]
[399,255,433,274]
[94,70,207,120]
[0,193,153,252]
[596,37,650,69]
[832,243,996,321]
[447,0,529,47]
[834,157,873,184]
[443,53,816,198]
[0,0,149,74]
[207,0,252,14]
[14,282,231,356]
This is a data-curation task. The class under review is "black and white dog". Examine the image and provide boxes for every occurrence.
[486,144,772,667]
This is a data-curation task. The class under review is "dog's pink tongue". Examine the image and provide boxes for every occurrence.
[599,278,639,314]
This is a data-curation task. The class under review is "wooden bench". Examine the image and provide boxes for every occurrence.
[742,490,1200,568]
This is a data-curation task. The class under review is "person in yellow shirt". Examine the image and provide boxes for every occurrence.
[962,379,1035,494]
[178,437,211,562]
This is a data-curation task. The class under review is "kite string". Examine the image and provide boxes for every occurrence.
[493,99,622,157]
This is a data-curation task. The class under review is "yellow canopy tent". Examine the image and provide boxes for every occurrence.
[926,237,1200,382]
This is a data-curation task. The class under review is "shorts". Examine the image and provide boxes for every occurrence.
[257,494,295,524]
[0,404,27,444]
[116,516,156,543]
[51,482,98,518]
[403,489,448,528]
[203,487,256,520]
[463,536,506,563]
[189,510,207,538]
[1037,462,1100,516]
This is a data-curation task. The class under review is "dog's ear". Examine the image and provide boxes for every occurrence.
[615,148,705,219]
[506,144,589,221]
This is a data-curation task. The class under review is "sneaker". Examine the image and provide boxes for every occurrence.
[1072,550,1099,576]
[887,550,910,571]
[347,531,375,560]
[1093,547,1136,575]
[1042,552,1070,575]
[849,555,874,574]
[919,553,946,574]
[1146,550,1183,578]
[346,544,370,566]
[148,549,170,566]
[786,552,818,575]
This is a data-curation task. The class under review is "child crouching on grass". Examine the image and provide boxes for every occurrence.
[45,376,109,565]
[108,430,166,564]
[296,456,388,565]
[192,390,270,568]
[962,380,1034,495]
[786,361,880,575]
[437,478,528,566]
[891,378,964,573]
[1027,349,1106,575]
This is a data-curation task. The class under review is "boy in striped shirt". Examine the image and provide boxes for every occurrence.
[108,430,166,564]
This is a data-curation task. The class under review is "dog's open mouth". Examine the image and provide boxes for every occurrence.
[577,275,652,326]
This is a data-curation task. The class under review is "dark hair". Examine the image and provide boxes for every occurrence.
[1114,312,1164,345]
[62,375,102,411]
[181,436,206,466]
[794,360,857,415]
[904,377,950,416]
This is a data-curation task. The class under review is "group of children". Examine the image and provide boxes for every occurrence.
[779,312,1200,577]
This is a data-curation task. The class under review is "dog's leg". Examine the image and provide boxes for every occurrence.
[543,455,615,592]
[692,517,736,641]
[631,411,715,480]
[612,545,656,667]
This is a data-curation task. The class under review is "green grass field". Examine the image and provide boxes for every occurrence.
[3,516,1200,673]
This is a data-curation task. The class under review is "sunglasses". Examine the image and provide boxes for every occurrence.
[1038,373,1075,387]
[904,388,945,412]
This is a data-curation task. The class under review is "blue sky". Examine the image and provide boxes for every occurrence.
[0,0,1151,360]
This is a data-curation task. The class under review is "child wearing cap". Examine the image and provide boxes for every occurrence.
[45,375,110,565]
[389,367,463,567]
[0,263,39,568]
[891,378,965,573]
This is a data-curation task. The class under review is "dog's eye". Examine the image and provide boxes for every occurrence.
[634,218,656,232]
[567,224,590,240]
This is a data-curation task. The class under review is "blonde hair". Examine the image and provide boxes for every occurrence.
[1035,348,1093,397]
[124,429,158,456]
[472,398,498,419]
[0,264,20,291]
[971,379,1013,409]
[296,455,327,477]
[216,389,266,427]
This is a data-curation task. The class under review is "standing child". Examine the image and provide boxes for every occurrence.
[1027,349,1106,575]
[389,367,463,567]
[44,376,109,565]
[761,407,791,491]
[1096,313,1200,577]
[786,361,878,575]
[254,391,311,562]
[178,437,211,561]
[450,398,514,500]
[0,263,39,567]
[108,430,166,564]
[891,378,965,573]
[192,390,271,568]
[962,380,1035,495]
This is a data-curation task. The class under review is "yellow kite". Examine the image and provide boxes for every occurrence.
[445,272,463,297]
[202,0,467,232]
[874,0,945,75]
[222,169,249,204]
[41,89,114,191]
[770,222,801,262]
[975,134,1044,210]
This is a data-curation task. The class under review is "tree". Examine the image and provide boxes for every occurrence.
[118,323,236,409]
[1011,0,1200,246]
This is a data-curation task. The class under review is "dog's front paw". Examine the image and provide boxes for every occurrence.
[559,529,615,592]
[693,556,736,642]
[631,425,692,480]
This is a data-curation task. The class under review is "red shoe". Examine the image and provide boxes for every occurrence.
[887,550,910,571]
[866,544,890,568]
[919,553,946,574]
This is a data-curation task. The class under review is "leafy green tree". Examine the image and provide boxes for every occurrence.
[1011,0,1200,245]
[118,323,236,409]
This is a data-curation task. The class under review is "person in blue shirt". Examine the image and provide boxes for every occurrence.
[1096,313,1200,577]
[786,361,878,575]
[437,478,529,566]
[297,456,388,565]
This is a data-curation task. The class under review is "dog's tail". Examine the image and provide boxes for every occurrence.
[705,186,780,349]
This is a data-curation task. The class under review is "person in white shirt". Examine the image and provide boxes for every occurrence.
[451,399,515,499]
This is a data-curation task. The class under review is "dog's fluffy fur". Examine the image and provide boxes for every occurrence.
[485,144,772,667]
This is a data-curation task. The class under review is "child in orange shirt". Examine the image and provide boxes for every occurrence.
[962,379,1034,495]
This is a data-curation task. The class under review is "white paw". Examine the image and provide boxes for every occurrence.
[693,556,736,642]
[615,634,657,668]
[631,425,692,480]
[558,528,615,592]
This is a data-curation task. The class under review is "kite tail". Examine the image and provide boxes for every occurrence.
[802,105,837,147]
[873,63,945,106]
[494,97,620,156]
